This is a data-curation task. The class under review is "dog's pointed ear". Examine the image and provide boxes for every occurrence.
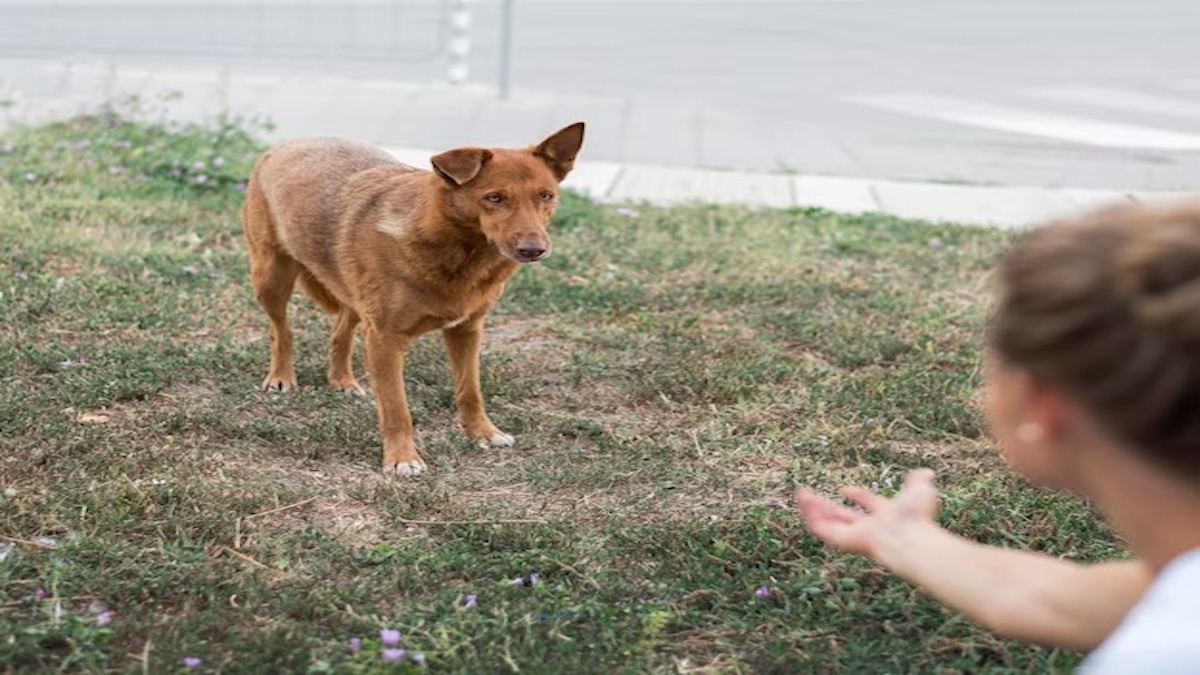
[533,122,585,181]
[430,147,492,186]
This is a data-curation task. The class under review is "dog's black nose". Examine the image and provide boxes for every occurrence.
[516,245,547,261]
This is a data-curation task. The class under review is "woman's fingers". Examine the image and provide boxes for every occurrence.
[904,468,936,489]
[896,468,940,518]
[795,490,859,525]
[841,485,886,512]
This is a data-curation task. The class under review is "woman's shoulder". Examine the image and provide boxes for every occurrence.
[1078,549,1200,674]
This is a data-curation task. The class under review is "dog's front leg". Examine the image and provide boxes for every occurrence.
[364,327,426,475]
[443,321,515,450]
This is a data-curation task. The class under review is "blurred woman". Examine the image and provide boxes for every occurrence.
[797,201,1200,673]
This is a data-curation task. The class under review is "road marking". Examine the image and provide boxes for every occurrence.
[1025,85,1200,121]
[847,93,1200,151]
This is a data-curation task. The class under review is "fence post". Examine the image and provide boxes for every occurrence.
[498,0,514,99]
[447,0,472,85]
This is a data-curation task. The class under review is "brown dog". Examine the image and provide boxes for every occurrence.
[242,123,585,475]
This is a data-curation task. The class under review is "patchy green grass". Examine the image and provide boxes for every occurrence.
[0,111,1120,674]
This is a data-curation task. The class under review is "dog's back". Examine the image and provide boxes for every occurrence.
[245,137,413,258]
[244,138,429,310]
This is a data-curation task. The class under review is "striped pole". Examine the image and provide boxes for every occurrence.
[447,0,472,86]
[498,0,514,99]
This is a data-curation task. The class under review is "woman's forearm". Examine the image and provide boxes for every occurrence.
[872,520,1148,651]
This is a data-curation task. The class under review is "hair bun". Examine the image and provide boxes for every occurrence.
[1114,211,1200,335]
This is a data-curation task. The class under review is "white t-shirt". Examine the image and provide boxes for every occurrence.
[1079,548,1200,674]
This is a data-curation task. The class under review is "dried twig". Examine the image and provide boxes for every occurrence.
[396,517,546,526]
[0,534,55,549]
[218,546,269,569]
[244,496,319,520]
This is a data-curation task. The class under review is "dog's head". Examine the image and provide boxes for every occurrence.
[430,122,585,264]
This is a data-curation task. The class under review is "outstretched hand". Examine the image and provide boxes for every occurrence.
[794,468,941,559]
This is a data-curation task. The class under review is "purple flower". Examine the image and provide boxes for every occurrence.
[382,648,407,662]
[59,357,87,368]
[212,156,226,167]
[463,594,477,608]
[168,168,182,178]
[412,653,427,666]
[755,586,772,598]
[884,477,894,488]
[616,206,639,218]
[112,140,132,149]
[528,573,541,585]
[348,636,361,653]
[194,174,209,185]
[23,172,37,182]
[870,481,880,493]
[1,142,14,153]
[34,587,47,600]
[95,611,113,625]
[183,656,202,668]
[379,628,401,646]
[193,160,207,169]
[70,139,91,151]
[109,166,125,175]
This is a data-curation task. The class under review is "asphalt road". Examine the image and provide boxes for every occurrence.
[3,0,1199,189]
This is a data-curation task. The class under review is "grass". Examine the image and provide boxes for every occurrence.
[0,108,1124,674]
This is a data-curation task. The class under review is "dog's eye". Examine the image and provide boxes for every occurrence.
[484,193,505,204]
[540,191,555,202]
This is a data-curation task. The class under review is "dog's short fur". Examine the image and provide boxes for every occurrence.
[242,123,585,474]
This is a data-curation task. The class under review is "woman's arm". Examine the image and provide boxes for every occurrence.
[796,470,1151,651]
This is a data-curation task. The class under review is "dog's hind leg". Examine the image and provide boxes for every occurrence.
[244,172,302,392]
[250,250,301,392]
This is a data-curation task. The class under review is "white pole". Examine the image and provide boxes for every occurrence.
[447,0,472,86]
[498,0,514,99]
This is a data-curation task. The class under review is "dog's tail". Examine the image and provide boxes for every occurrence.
[297,271,342,314]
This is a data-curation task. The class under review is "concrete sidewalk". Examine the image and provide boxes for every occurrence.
[1,56,1194,228]
[387,144,1189,228]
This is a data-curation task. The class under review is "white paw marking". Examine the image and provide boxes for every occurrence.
[334,382,370,398]
[478,432,515,450]
[384,460,426,477]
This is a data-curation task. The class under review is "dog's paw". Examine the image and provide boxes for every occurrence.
[260,374,297,393]
[383,460,427,477]
[330,379,370,398]
[477,432,515,450]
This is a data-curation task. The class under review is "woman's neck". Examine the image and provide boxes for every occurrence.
[1081,443,1200,573]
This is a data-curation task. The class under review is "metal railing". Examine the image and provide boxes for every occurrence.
[0,0,517,95]
[0,1,449,61]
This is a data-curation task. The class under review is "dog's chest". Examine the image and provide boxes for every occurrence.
[420,259,517,329]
